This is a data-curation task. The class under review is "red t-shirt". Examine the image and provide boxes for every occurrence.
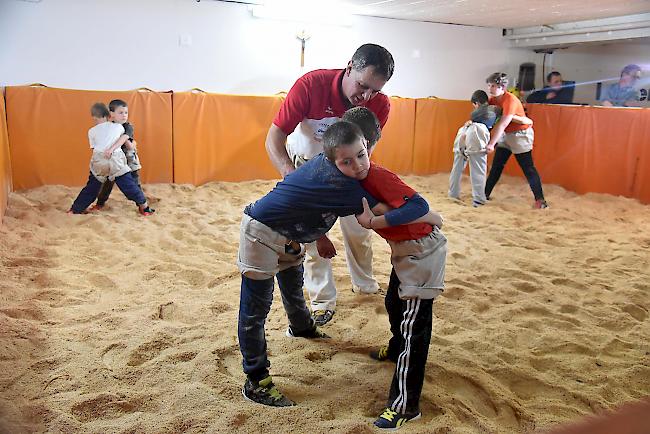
[273,69,390,159]
[490,91,529,133]
[361,163,433,242]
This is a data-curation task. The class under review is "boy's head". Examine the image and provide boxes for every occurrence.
[90,102,110,124]
[471,105,499,129]
[108,99,129,124]
[486,72,508,97]
[323,121,370,180]
[470,90,489,108]
[341,107,381,153]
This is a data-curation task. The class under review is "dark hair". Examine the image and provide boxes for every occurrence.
[471,90,489,105]
[341,107,381,149]
[546,71,562,82]
[621,64,641,77]
[323,121,364,161]
[108,99,128,112]
[486,72,508,88]
[350,43,395,80]
[90,102,110,118]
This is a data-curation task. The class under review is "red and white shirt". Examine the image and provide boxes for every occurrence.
[361,162,433,242]
[274,69,390,160]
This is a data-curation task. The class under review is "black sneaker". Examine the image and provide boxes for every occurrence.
[312,309,335,326]
[285,325,330,339]
[242,376,295,407]
[369,346,396,363]
[373,407,421,430]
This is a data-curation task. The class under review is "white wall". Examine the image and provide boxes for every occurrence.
[0,0,510,99]
[507,41,650,105]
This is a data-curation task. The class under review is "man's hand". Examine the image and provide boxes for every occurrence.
[356,197,375,229]
[103,149,112,159]
[486,143,496,154]
[316,235,336,259]
[546,91,557,100]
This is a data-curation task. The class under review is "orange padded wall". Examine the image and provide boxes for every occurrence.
[4,86,650,205]
[514,104,650,203]
[5,86,173,190]
[0,90,11,223]
[412,98,473,175]
[172,92,284,185]
[372,97,416,174]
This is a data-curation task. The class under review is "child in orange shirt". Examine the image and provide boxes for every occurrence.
[484,72,548,209]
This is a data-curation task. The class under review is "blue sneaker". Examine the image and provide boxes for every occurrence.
[373,407,421,430]
[242,376,294,407]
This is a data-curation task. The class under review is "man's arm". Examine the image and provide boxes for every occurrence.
[511,114,533,125]
[624,99,642,107]
[103,134,129,158]
[486,114,513,152]
[265,124,294,177]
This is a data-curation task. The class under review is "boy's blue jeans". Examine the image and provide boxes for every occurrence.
[238,265,314,381]
[71,171,146,213]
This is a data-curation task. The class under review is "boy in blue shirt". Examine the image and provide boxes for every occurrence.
[237,121,380,407]
[238,120,441,408]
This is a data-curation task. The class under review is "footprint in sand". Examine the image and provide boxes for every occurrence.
[425,365,529,431]
[0,304,46,321]
[209,302,233,317]
[154,301,177,320]
[471,301,490,314]
[512,280,540,293]
[207,271,240,289]
[165,351,198,364]
[442,286,465,300]
[551,277,584,290]
[176,269,207,288]
[492,367,596,413]
[70,393,155,422]
[620,303,648,322]
[87,273,117,290]
[101,342,128,371]
[559,304,579,314]
[496,268,540,283]
[126,336,174,367]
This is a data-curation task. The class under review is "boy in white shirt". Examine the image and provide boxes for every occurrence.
[92,99,143,210]
[69,103,154,215]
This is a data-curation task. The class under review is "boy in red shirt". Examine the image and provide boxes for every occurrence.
[484,72,548,209]
[343,108,447,430]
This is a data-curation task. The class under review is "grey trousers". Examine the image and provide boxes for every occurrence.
[448,151,487,205]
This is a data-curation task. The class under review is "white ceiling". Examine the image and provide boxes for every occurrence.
[239,0,650,28]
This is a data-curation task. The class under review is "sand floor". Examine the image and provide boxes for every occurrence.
[1,174,649,434]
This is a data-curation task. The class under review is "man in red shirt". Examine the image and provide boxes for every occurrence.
[344,107,447,430]
[265,44,394,326]
[484,72,548,209]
